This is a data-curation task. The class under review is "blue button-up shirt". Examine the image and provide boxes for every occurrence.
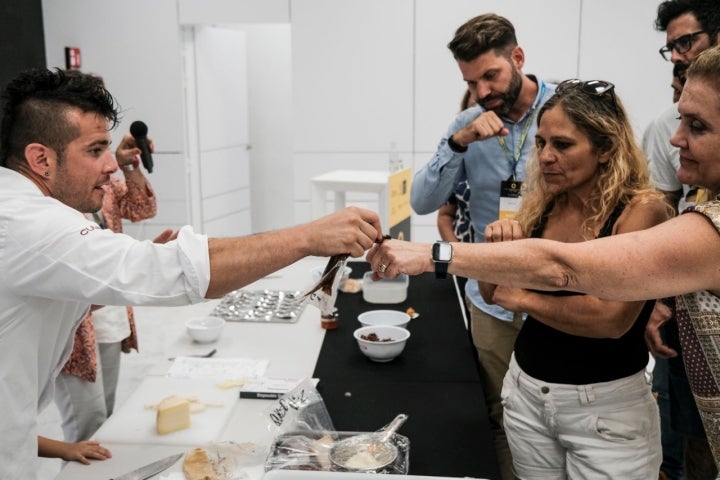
[411,76,556,321]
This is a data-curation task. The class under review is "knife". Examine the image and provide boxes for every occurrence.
[109,452,183,480]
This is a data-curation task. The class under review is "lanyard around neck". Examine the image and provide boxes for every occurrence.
[496,82,545,178]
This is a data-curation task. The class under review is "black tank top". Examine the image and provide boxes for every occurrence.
[514,201,653,384]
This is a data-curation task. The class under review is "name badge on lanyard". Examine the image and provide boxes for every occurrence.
[499,175,522,220]
[495,82,544,220]
[496,83,545,220]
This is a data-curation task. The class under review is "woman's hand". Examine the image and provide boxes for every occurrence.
[485,219,525,243]
[115,133,155,169]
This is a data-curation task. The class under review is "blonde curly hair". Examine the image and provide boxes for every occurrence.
[515,82,667,239]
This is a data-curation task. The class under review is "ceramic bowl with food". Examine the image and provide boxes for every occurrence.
[185,316,225,343]
[311,265,352,289]
[353,325,410,362]
[358,310,411,329]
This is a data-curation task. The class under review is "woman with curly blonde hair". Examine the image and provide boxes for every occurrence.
[514,81,667,239]
[478,80,672,478]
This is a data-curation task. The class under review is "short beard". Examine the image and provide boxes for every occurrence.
[480,66,523,117]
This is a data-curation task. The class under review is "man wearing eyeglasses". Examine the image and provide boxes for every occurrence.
[648,0,720,211]
[410,13,555,480]
[644,2,720,479]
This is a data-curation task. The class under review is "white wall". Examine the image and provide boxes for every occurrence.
[234,24,294,233]
[191,26,252,237]
[41,0,673,243]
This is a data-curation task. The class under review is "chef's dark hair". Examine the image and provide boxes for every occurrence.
[0,68,119,168]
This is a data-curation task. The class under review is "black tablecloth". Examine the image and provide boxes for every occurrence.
[312,262,500,479]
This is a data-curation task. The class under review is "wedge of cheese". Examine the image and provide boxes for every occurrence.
[183,448,219,480]
[156,396,191,435]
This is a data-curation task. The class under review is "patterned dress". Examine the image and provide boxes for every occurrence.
[447,180,475,243]
[61,175,156,381]
[676,201,720,467]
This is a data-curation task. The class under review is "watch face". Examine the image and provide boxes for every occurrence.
[436,242,452,261]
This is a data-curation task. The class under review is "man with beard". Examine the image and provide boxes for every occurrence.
[643,2,720,478]
[410,13,555,480]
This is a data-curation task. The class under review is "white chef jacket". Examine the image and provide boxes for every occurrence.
[0,168,210,478]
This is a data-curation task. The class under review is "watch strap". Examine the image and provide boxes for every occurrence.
[435,261,449,280]
[433,241,452,280]
[447,134,468,153]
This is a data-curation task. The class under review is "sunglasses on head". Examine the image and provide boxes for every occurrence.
[659,31,705,61]
[555,79,618,116]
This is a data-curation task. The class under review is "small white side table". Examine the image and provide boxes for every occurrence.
[310,169,389,223]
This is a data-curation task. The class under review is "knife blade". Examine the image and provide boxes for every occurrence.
[109,452,183,480]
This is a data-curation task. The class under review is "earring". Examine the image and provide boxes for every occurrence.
[44,171,49,177]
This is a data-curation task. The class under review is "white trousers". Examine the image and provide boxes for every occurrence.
[502,355,661,480]
[53,341,122,442]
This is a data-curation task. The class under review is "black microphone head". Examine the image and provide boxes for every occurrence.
[130,121,148,138]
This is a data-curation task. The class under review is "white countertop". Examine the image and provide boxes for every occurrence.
[56,257,330,480]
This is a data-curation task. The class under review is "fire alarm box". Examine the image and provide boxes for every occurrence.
[65,47,81,69]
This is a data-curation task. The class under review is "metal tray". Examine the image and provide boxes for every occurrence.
[212,289,306,323]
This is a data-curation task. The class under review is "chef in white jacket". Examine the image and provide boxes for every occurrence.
[0,68,382,479]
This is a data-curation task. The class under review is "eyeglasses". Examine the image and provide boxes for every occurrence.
[659,31,705,61]
[556,79,618,116]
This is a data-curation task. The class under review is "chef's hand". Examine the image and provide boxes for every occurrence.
[367,239,433,280]
[304,206,382,259]
[645,300,678,358]
[451,110,509,147]
[153,228,178,244]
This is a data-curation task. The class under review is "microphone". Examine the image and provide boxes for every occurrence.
[129,120,153,173]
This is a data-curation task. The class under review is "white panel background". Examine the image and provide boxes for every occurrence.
[178,0,290,24]
[42,0,185,153]
[579,0,671,132]
[291,0,415,153]
[195,28,250,150]
[193,27,251,237]
[236,24,295,233]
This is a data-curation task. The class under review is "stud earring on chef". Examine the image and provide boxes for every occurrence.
[44,171,49,177]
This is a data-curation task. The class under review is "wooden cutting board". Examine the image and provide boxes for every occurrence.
[94,376,239,446]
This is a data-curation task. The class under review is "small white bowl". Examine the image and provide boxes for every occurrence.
[353,325,410,363]
[311,265,352,289]
[358,310,411,329]
[185,316,225,343]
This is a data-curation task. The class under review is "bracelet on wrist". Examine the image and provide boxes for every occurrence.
[447,135,468,153]
[121,157,140,173]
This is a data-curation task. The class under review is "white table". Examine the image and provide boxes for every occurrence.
[57,258,328,480]
[310,170,389,223]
